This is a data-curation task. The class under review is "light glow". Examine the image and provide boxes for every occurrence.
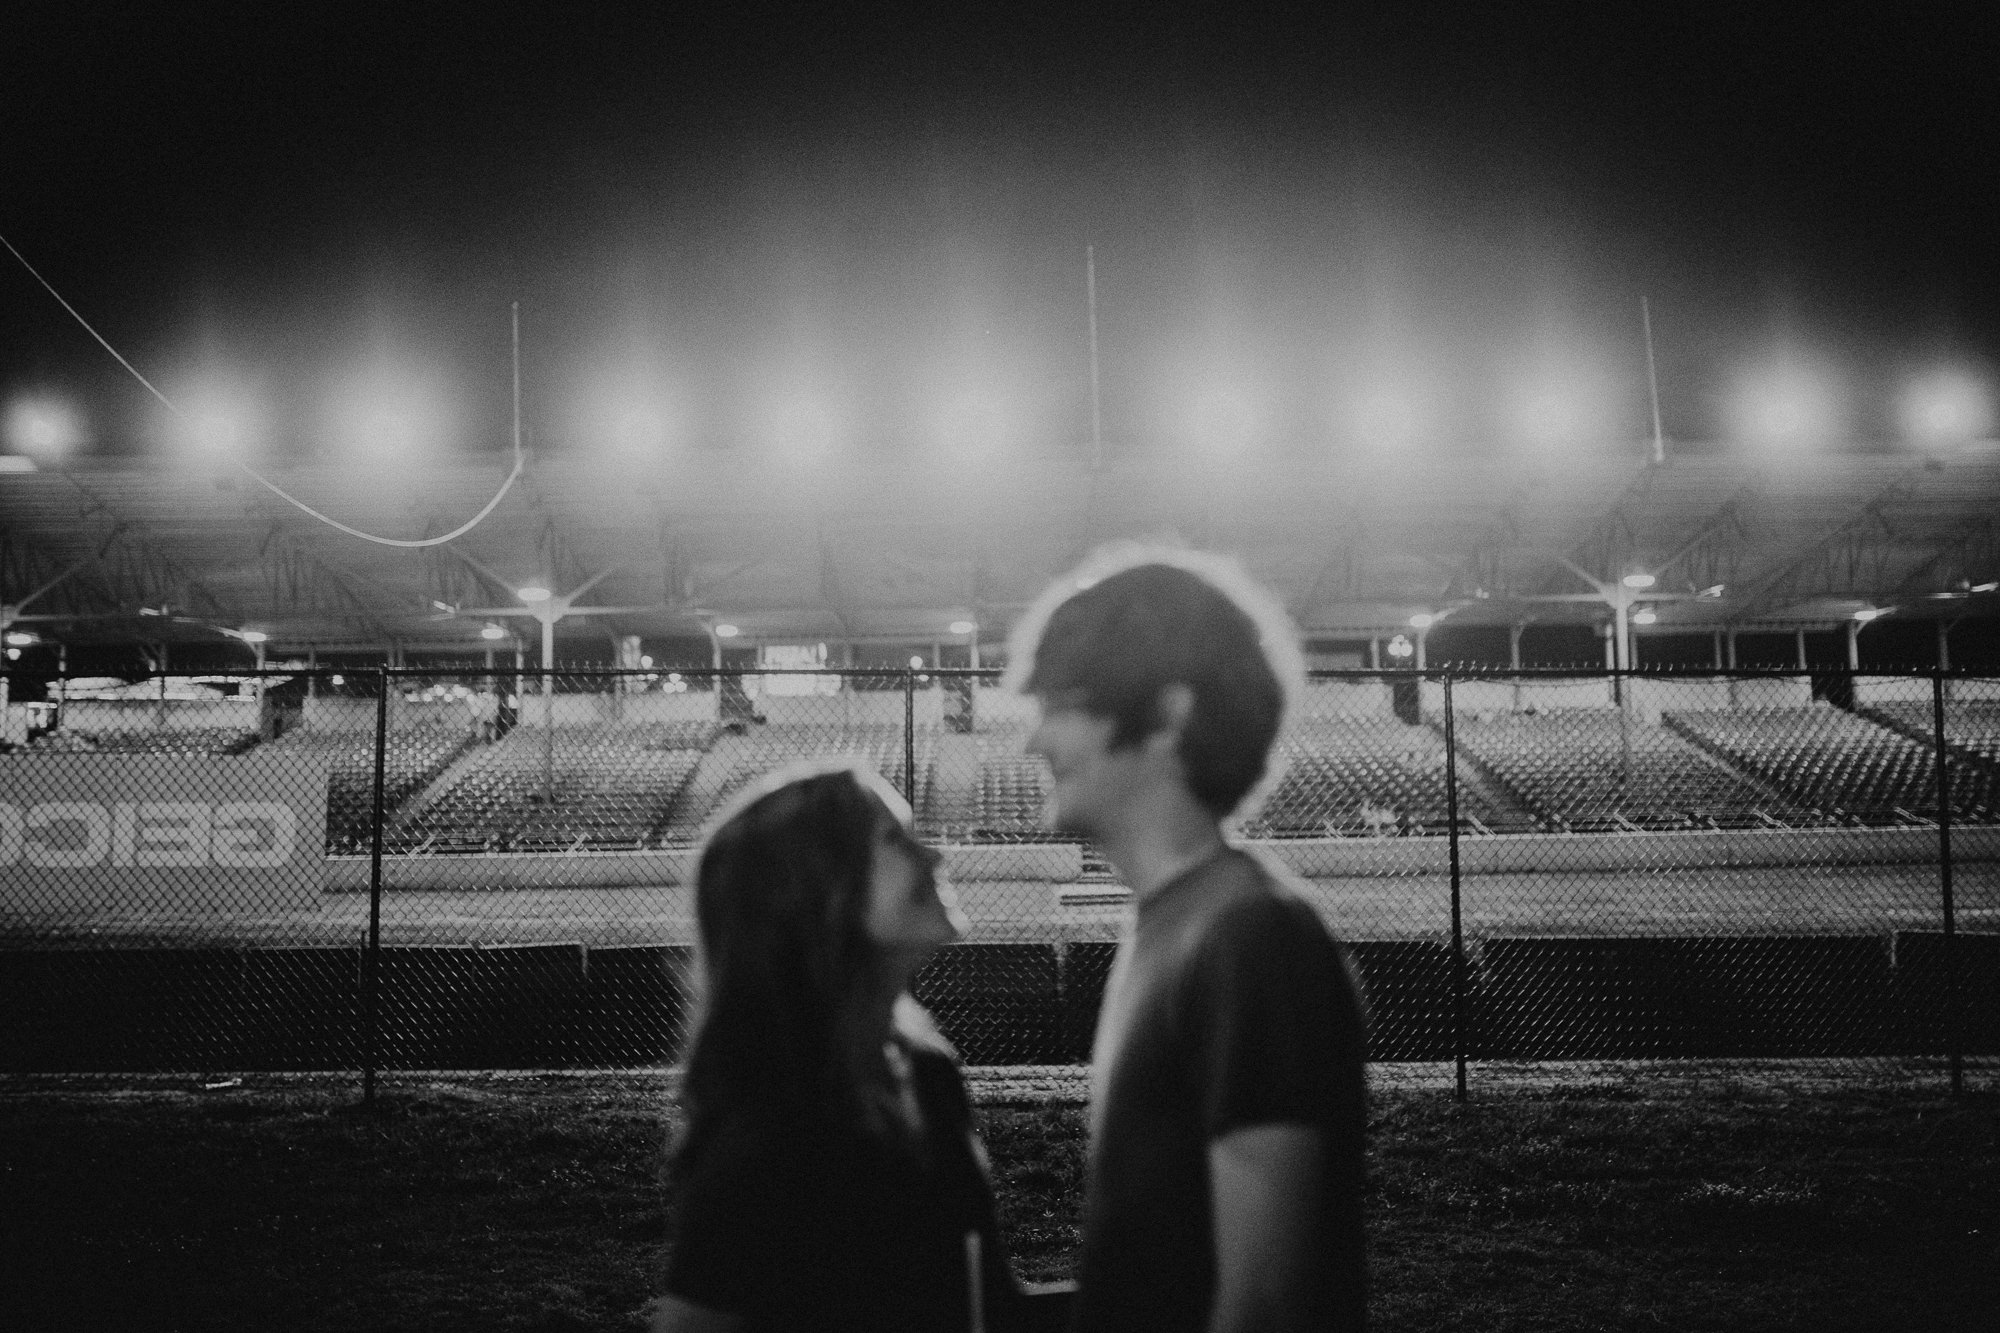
[1385,634,1415,660]
[481,623,506,640]
[1408,613,1435,629]
[1631,609,1658,626]
[714,623,740,638]
[1622,573,1656,589]
[909,655,925,669]
[5,397,84,458]
[1727,356,1844,448]
[5,631,39,647]
[1854,607,1890,623]
[236,630,268,644]
[949,620,977,635]
[516,586,552,603]
[1896,369,1994,444]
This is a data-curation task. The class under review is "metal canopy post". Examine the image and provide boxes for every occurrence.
[1443,672,1467,1103]
[1932,670,1960,1096]
[363,669,388,1107]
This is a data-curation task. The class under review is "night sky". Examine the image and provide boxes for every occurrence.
[6,3,1998,461]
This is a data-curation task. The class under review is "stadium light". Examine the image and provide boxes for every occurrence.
[1896,369,1994,445]
[1385,634,1415,660]
[1973,582,1999,594]
[909,655,925,669]
[481,622,506,640]
[1631,609,1658,626]
[236,630,268,644]
[163,374,266,459]
[949,620,977,635]
[516,586,551,604]
[714,623,740,639]
[1622,573,1656,590]
[321,356,459,461]
[5,396,84,459]
[1408,612,1435,629]
[1854,607,1890,623]
[639,654,653,668]
[1727,356,1844,448]
[1502,357,1620,453]
[5,630,39,647]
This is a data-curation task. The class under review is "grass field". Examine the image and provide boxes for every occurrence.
[4,1063,1994,1332]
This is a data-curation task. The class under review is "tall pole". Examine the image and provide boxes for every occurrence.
[1443,673,1466,1103]
[363,669,388,1107]
[1087,245,1103,471]
[1642,296,1665,466]
[541,611,555,801]
[1932,670,1960,1096]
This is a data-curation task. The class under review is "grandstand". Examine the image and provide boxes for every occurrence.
[1667,705,1996,825]
[2,448,1996,1072]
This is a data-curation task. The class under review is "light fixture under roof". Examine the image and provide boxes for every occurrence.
[516,585,552,603]
[236,629,268,644]
[1631,609,1658,626]
[1408,612,1435,629]
[1854,607,1890,623]
[4,630,38,647]
[481,623,506,640]
[1973,582,1999,593]
[949,620,977,635]
[713,623,740,638]
[1622,572,1657,589]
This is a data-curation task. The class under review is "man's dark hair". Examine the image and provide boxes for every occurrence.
[1014,555,1292,816]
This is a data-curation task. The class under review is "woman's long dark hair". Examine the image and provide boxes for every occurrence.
[671,761,909,1174]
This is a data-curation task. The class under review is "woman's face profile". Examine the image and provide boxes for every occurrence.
[862,803,965,967]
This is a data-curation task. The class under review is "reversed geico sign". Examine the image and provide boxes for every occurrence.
[0,801,298,868]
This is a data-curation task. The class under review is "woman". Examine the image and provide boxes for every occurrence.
[651,759,1037,1332]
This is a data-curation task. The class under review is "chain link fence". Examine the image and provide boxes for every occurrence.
[1,666,1992,1094]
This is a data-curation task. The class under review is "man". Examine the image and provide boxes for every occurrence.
[1007,547,1367,1333]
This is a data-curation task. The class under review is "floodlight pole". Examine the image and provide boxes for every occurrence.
[1642,296,1665,466]
[1087,245,1103,470]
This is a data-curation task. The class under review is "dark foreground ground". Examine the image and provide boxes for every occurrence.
[2,1063,1994,1332]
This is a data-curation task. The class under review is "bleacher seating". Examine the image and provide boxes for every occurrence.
[25,726,258,755]
[1666,706,1995,825]
[1456,711,1809,832]
[263,725,472,852]
[654,723,932,843]
[1861,701,2000,770]
[392,722,709,853]
[1242,718,1532,836]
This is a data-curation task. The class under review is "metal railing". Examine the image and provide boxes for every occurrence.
[1,666,1992,1097]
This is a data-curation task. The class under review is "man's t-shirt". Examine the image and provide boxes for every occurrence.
[1076,847,1368,1333]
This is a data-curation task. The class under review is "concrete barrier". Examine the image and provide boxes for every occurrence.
[375,943,584,1068]
[913,943,1063,1064]
[1256,825,2000,878]
[1893,931,2000,1054]
[323,838,1082,891]
[1348,940,1457,1060]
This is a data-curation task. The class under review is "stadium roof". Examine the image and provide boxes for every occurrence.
[2,442,1997,654]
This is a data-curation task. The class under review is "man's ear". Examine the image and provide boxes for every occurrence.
[1147,683,1196,749]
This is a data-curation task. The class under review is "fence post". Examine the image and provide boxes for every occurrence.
[1442,670,1467,1102]
[1931,669,1960,1096]
[363,669,388,1106]
[903,668,917,805]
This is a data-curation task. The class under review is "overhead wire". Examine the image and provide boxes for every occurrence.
[0,231,523,548]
